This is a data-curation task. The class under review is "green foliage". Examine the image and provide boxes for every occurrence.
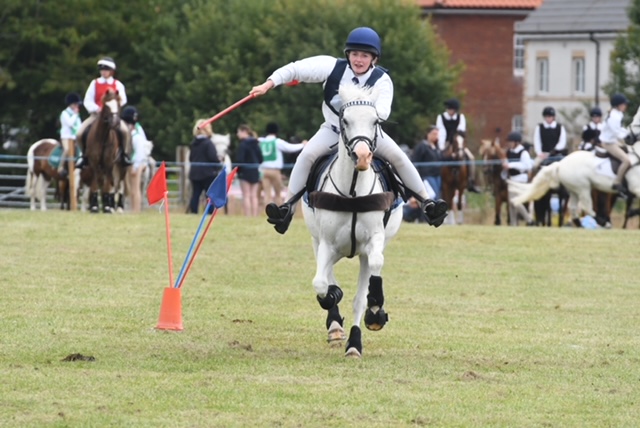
[608,0,640,115]
[1,0,457,158]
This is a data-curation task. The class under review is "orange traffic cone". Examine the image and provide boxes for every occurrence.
[156,287,183,331]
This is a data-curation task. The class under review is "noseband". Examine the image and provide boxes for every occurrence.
[339,100,380,162]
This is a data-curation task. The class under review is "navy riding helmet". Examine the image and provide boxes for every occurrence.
[542,106,556,117]
[444,98,460,111]
[589,106,603,117]
[610,93,629,107]
[121,106,138,124]
[344,27,381,58]
[65,92,82,106]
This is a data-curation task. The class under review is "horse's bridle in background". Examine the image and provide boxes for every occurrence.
[339,100,380,164]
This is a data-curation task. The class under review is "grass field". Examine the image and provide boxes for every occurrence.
[1,209,639,427]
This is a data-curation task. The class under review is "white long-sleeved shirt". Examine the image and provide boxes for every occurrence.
[59,107,81,140]
[599,109,629,144]
[131,123,149,172]
[506,145,532,183]
[267,55,393,128]
[533,121,566,155]
[259,134,304,170]
[435,112,466,151]
[83,77,127,114]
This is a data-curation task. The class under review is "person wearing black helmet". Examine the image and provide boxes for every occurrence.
[532,106,567,169]
[503,131,534,226]
[250,27,447,234]
[579,107,603,152]
[58,93,82,175]
[435,98,480,193]
[600,93,630,194]
[121,106,149,212]
[76,57,131,168]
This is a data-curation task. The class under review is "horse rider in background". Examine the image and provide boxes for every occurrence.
[503,131,534,226]
[435,98,481,193]
[532,106,567,169]
[250,26,448,234]
[76,57,132,168]
[579,107,603,152]
[600,94,631,195]
[58,92,82,176]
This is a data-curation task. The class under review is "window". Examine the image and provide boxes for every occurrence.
[537,57,549,93]
[513,36,525,77]
[512,115,524,134]
[573,57,585,93]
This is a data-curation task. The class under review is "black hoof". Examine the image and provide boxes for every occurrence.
[364,306,388,331]
[90,206,99,214]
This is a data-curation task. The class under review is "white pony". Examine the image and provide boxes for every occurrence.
[510,113,640,226]
[301,84,403,358]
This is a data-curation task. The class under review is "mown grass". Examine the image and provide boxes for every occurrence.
[1,210,639,427]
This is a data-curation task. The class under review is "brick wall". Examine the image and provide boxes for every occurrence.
[429,13,528,149]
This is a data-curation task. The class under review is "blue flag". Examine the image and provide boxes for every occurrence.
[206,168,228,209]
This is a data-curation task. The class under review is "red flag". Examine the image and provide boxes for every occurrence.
[147,161,167,205]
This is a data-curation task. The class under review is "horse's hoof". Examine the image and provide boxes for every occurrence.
[364,306,388,331]
[90,206,99,213]
[116,207,124,214]
[327,321,346,347]
[345,347,362,358]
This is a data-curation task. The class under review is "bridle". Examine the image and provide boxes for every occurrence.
[339,100,380,164]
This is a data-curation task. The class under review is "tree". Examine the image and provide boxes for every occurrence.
[608,0,640,115]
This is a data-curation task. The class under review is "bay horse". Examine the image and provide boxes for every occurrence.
[26,138,73,211]
[479,138,509,225]
[510,141,640,227]
[301,84,403,358]
[440,131,468,224]
[84,89,128,213]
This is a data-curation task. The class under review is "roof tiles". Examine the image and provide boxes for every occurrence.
[418,0,543,8]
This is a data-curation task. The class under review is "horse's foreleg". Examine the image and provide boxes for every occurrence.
[313,243,345,347]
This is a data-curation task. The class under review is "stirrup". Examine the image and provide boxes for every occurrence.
[421,199,448,228]
[265,203,293,235]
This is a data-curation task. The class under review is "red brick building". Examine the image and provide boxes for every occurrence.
[418,0,543,147]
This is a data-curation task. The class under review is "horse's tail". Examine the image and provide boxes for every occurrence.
[511,163,561,205]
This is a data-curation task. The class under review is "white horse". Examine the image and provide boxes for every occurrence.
[301,84,403,358]
[510,141,640,226]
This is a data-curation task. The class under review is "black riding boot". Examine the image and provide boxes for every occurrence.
[421,198,448,227]
[265,202,294,235]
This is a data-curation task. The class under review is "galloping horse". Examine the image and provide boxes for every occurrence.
[84,89,127,213]
[510,141,640,226]
[440,131,469,224]
[479,139,509,225]
[301,84,403,358]
[25,139,72,211]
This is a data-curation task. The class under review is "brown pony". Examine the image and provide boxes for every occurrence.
[84,89,127,213]
[479,138,509,225]
[440,131,469,224]
[26,138,74,211]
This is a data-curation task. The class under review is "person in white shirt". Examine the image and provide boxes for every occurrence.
[503,131,534,226]
[532,106,567,169]
[579,107,604,152]
[435,98,480,192]
[250,27,447,234]
[58,93,82,175]
[121,106,148,213]
[259,122,305,206]
[76,57,131,168]
[599,94,630,193]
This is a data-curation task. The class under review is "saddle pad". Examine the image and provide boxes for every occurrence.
[48,146,63,169]
[594,157,616,179]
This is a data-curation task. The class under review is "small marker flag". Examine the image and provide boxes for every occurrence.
[147,161,168,205]
[206,168,228,209]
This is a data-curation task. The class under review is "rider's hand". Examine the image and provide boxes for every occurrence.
[250,80,275,97]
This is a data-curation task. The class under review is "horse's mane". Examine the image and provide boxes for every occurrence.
[339,83,378,105]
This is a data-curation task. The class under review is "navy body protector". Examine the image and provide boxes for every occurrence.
[323,58,388,116]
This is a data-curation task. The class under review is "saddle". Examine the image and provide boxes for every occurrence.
[594,146,627,175]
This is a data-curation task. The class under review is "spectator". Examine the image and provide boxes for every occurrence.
[58,93,82,175]
[435,98,480,193]
[259,122,305,206]
[504,131,534,226]
[532,106,567,169]
[235,124,263,217]
[188,119,219,214]
[411,125,442,199]
[121,106,148,213]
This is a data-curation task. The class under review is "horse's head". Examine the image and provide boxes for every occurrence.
[338,84,380,171]
[100,89,121,129]
[211,133,231,158]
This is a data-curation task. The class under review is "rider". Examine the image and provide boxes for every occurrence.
[503,131,534,226]
[58,92,82,176]
[76,57,131,168]
[599,93,631,194]
[435,98,481,193]
[579,107,603,152]
[532,106,567,169]
[250,27,448,234]
[121,106,149,213]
